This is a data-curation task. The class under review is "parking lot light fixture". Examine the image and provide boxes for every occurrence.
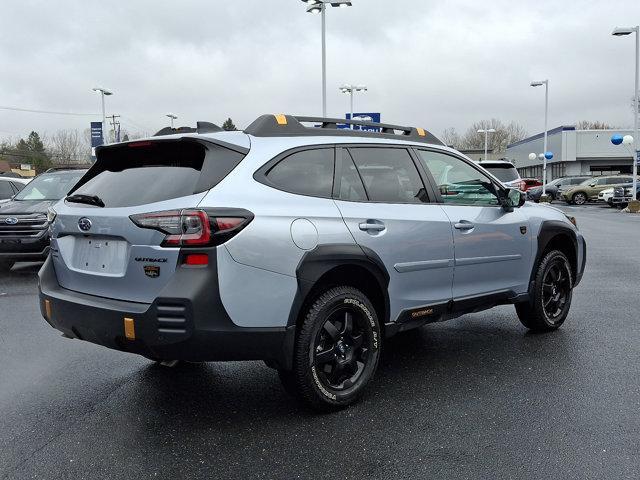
[531,79,550,195]
[166,113,178,128]
[92,87,113,145]
[340,84,368,128]
[477,128,496,162]
[611,25,639,204]
[299,0,353,117]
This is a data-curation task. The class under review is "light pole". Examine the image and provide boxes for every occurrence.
[477,128,496,161]
[301,0,353,117]
[92,87,113,145]
[339,84,367,128]
[531,79,550,195]
[166,113,178,128]
[612,25,639,203]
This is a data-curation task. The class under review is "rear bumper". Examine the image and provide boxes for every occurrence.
[38,254,294,367]
[575,235,587,287]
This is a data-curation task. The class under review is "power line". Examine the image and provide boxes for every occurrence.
[0,106,100,116]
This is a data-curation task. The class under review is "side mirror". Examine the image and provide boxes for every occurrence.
[500,188,525,211]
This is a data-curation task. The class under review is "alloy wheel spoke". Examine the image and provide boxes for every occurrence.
[342,311,353,335]
[315,349,336,365]
[323,321,340,340]
[351,333,364,350]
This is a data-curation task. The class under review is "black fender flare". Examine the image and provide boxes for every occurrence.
[286,244,390,328]
[530,220,580,289]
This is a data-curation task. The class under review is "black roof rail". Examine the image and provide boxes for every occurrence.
[244,114,444,146]
[153,121,223,137]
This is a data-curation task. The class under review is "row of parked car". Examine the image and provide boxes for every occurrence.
[522,173,639,207]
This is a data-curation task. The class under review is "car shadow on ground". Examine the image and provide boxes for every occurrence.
[123,314,575,432]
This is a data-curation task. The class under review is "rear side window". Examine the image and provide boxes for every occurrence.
[482,164,519,182]
[265,148,334,198]
[71,141,244,208]
[349,147,428,203]
[338,150,367,201]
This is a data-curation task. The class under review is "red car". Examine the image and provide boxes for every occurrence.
[521,178,543,191]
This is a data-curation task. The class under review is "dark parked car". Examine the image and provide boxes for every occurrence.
[0,168,86,271]
[527,175,592,202]
[611,183,640,208]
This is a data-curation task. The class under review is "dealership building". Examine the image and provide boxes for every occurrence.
[505,126,636,180]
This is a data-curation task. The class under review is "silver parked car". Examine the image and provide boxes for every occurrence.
[39,115,586,411]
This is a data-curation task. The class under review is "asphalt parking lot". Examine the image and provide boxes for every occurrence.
[1,204,639,480]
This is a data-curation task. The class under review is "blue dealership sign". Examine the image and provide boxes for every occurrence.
[90,121,103,160]
[340,113,381,131]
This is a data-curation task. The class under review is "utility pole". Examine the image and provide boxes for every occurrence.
[108,114,121,143]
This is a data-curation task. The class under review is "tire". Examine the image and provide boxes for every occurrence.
[280,286,382,411]
[572,192,587,205]
[0,260,15,272]
[516,250,573,332]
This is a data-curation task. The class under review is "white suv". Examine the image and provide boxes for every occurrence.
[39,115,586,410]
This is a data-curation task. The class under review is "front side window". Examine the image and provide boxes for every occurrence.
[349,147,428,203]
[266,148,334,198]
[416,150,499,206]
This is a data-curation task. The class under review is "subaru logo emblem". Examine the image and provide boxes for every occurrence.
[78,217,92,232]
[4,217,18,225]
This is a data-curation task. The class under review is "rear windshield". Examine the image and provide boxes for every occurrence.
[482,164,519,182]
[70,141,245,208]
[15,171,86,201]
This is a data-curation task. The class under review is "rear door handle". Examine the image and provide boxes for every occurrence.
[359,221,386,232]
[454,221,475,231]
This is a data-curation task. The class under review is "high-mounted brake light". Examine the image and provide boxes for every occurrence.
[129,209,253,248]
[128,141,154,148]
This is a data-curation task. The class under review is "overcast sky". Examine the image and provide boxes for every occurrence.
[1,0,639,141]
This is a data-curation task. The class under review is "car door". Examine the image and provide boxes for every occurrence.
[333,146,455,321]
[414,149,532,300]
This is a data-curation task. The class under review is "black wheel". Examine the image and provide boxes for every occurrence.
[280,286,381,411]
[572,192,587,205]
[0,260,15,272]
[516,250,573,332]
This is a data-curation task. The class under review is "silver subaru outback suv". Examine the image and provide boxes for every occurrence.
[39,114,586,411]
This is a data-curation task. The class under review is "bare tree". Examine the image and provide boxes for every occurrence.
[48,129,90,164]
[459,119,528,153]
[576,120,613,130]
[440,127,461,147]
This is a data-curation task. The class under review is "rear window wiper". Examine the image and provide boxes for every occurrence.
[66,194,105,208]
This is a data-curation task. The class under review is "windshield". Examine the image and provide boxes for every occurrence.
[482,164,519,182]
[14,170,86,201]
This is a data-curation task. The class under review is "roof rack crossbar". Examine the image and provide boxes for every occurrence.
[244,114,444,146]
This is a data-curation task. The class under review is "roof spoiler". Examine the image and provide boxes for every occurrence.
[154,121,223,137]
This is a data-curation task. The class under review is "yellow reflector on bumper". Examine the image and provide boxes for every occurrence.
[44,299,52,320]
[124,317,136,340]
[274,114,288,125]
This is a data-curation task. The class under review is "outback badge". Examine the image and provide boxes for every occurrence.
[144,265,160,278]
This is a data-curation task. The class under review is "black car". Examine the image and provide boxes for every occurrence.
[0,168,86,271]
[526,175,591,202]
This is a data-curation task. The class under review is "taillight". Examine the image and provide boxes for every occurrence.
[519,180,527,191]
[129,209,253,247]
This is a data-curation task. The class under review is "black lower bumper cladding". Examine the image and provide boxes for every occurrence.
[38,251,294,367]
